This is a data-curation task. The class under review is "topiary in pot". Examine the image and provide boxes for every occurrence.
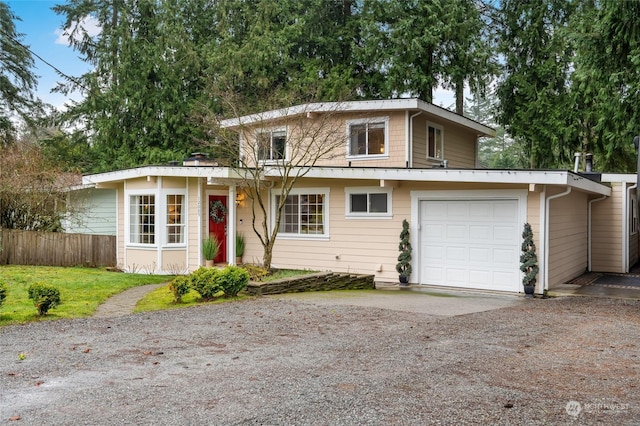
[520,223,539,298]
[396,219,412,285]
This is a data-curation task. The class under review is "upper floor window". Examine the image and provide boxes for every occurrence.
[274,188,329,238]
[258,129,286,162]
[345,187,393,218]
[347,117,388,159]
[129,194,155,245]
[427,122,444,160]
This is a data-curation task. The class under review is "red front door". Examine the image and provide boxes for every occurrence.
[208,195,228,264]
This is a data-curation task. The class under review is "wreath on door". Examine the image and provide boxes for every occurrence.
[209,200,227,224]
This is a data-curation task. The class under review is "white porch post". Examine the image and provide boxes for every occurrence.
[228,185,237,266]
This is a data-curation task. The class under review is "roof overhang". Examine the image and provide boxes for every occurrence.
[270,167,611,196]
[600,173,637,184]
[82,166,237,185]
[220,98,495,137]
[83,166,611,197]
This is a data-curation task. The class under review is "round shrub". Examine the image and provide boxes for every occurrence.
[189,267,224,301]
[28,282,61,316]
[168,275,191,303]
[220,266,250,297]
[0,280,8,308]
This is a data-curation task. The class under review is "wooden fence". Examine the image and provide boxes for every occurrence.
[0,229,116,267]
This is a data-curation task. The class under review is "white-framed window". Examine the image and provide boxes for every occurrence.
[128,194,156,245]
[631,193,638,235]
[166,193,186,245]
[345,187,393,218]
[273,188,329,239]
[427,122,444,160]
[257,128,286,162]
[347,117,389,159]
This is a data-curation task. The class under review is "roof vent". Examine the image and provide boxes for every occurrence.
[182,152,218,167]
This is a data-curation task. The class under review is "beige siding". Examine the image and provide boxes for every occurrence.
[237,109,479,170]
[411,115,477,169]
[187,177,202,272]
[526,190,541,252]
[162,249,188,273]
[591,184,623,272]
[116,183,125,268]
[245,180,529,282]
[125,177,156,190]
[162,176,186,189]
[547,191,589,287]
[124,248,157,273]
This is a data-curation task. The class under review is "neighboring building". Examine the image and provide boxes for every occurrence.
[82,98,638,294]
[63,185,117,236]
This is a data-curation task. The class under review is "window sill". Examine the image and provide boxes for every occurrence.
[346,154,389,161]
[126,244,158,249]
[345,214,393,220]
[276,234,330,241]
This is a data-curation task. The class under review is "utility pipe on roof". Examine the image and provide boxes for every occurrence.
[544,187,572,291]
[588,194,608,272]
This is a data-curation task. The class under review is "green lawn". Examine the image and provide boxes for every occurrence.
[0,266,171,326]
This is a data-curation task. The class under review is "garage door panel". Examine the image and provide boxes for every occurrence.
[447,225,468,239]
[420,199,520,292]
[494,225,518,241]
[446,246,468,263]
[469,225,491,239]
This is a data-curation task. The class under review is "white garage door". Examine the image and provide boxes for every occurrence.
[419,199,520,292]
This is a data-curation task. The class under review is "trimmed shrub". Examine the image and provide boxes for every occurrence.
[242,264,268,282]
[28,282,61,316]
[189,267,224,300]
[220,266,250,297]
[168,275,191,303]
[0,280,7,308]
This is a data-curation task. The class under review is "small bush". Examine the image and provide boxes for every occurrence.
[0,281,7,308]
[168,275,191,303]
[219,266,250,297]
[27,282,61,316]
[242,264,268,282]
[189,267,224,300]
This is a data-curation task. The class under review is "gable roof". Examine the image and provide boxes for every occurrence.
[220,98,496,137]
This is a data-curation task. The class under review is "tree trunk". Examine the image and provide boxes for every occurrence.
[455,80,464,115]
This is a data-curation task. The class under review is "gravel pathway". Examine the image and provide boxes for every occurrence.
[93,284,165,318]
[1,295,638,425]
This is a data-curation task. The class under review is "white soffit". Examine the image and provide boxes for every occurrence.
[289,168,611,196]
[82,166,235,185]
[220,98,495,137]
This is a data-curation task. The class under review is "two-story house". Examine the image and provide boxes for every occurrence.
[83,98,638,294]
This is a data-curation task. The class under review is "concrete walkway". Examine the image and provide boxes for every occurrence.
[93,283,165,318]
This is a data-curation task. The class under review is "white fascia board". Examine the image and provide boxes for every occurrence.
[82,166,235,185]
[601,173,637,184]
[273,167,610,196]
[221,98,495,137]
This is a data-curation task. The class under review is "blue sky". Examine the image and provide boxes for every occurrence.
[6,0,457,112]
[7,0,90,109]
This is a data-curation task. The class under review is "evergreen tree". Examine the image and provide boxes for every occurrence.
[0,1,40,144]
[496,0,576,169]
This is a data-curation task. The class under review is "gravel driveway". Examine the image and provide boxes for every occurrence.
[1,293,638,425]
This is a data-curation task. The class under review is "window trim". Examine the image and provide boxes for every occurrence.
[344,187,393,219]
[256,126,288,164]
[162,189,187,247]
[271,187,330,240]
[426,121,444,160]
[631,193,638,235]
[346,116,389,160]
[126,190,158,247]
